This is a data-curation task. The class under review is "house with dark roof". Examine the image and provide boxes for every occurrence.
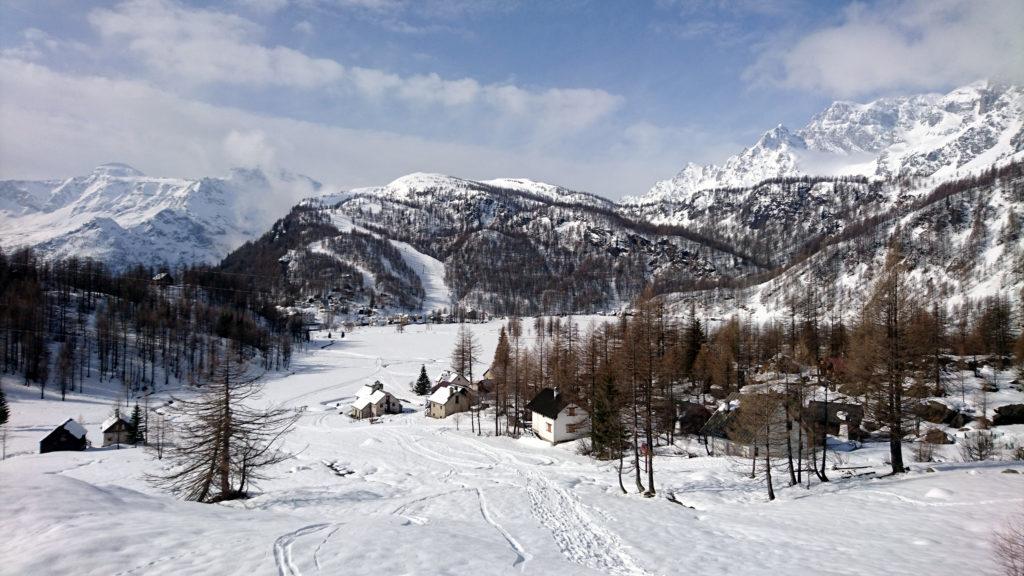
[525,388,589,445]
[40,418,88,453]
[699,393,800,458]
[698,394,758,457]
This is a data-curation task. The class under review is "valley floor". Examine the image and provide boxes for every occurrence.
[1,321,1021,575]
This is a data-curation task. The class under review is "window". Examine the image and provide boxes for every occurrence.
[546,423,552,433]
[567,407,576,417]
[567,423,576,433]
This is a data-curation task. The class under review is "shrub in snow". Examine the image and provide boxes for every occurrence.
[913,441,935,463]
[575,438,593,456]
[994,508,1024,576]
[960,430,997,462]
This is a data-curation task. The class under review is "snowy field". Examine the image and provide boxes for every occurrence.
[1,320,1022,576]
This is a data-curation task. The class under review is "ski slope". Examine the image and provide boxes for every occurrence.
[388,240,451,313]
[1,321,1021,575]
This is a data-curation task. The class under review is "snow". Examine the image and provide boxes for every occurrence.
[59,418,87,439]
[428,385,459,404]
[2,320,1022,575]
[352,387,387,410]
[388,239,450,312]
[627,82,1024,205]
[0,164,325,267]
[101,415,127,432]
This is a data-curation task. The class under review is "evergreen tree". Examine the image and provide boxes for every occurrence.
[0,384,8,427]
[590,374,626,461]
[128,403,145,445]
[414,365,431,395]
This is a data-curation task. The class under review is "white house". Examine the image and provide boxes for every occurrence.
[432,371,470,393]
[101,414,133,447]
[427,385,472,419]
[525,388,590,444]
[349,381,402,419]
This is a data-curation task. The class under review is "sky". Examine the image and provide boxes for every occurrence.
[0,0,1022,199]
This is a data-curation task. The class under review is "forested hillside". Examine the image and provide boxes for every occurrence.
[0,247,306,400]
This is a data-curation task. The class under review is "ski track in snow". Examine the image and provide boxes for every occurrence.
[517,466,653,576]
[432,431,651,575]
[273,523,335,576]
[474,486,532,570]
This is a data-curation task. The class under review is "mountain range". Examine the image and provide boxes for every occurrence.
[1,80,1021,316]
[627,80,1023,206]
[0,163,321,267]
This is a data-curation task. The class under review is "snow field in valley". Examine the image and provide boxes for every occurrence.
[1,320,1022,575]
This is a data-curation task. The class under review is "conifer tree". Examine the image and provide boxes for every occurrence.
[591,374,626,461]
[152,345,298,502]
[415,365,431,395]
[128,403,145,445]
[491,327,511,435]
[0,384,8,427]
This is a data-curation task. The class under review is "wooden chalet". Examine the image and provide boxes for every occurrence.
[102,414,133,446]
[40,419,88,454]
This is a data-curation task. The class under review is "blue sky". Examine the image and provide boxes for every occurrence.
[1,0,1021,198]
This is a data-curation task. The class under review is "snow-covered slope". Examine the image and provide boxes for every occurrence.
[629,81,1024,205]
[0,164,322,267]
[2,322,1022,576]
[353,172,613,210]
[662,161,1024,323]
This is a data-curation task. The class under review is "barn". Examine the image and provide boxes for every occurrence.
[40,419,88,453]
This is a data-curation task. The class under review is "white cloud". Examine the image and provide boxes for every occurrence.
[89,0,345,88]
[748,0,1024,97]
[0,28,89,61]
[83,0,620,135]
[223,130,276,167]
[0,57,664,199]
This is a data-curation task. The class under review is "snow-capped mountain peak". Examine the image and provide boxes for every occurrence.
[626,80,1024,205]
[0,165,324,267]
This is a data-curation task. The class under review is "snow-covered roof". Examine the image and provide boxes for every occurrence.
[102,415,130,432]
[60,419,87,439]
[353,390,388,410]
[428,385,466,404]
